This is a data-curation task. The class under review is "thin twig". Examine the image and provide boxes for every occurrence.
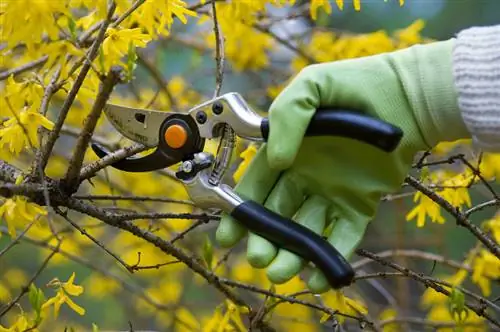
[458,154,499,200]
[64,198,247,307]
[34,1,117,175]
[0,56,48,81]
[211,0,225,97]
[77,0,147,46]
[55,207,132,273]
[352,249,472,272]
[379,317,486,329]
[0,161,21,182]
[136,53,179,111]
[354,272,500,314]
[64,66,123,191]
[111,0,146,28]
[219,277,374,327]
[79,143,147,181]
[0,242,60,317]
[72,194,194,205]
[60,125,118,149]
[0,227,175,312]
[39,65,62,116]
[406,175,500,259]
[170,219,210,243]
[0,220,36,259]
[465,199,500,217]
[128,252,180,272]
[253,24,315,63]
[356,249,500,328]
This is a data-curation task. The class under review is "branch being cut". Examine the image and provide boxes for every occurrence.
[79,143,147,181]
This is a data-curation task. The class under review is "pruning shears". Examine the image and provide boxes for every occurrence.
[91,92,403,289]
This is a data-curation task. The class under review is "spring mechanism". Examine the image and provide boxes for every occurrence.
[208,124,235,186]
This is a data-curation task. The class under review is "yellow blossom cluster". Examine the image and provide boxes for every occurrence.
[42,272,86,317]
[0,177,48,238]
[0,76,54,157]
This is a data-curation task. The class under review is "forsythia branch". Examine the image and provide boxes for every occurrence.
[64,66,124,191]
[405,175,500,259]
[356,249,500,328]
[34,1,117,175]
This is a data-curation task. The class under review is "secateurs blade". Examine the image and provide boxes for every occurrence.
[91,92,404,289]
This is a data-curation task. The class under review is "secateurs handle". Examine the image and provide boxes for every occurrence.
[231,200,354,288]
[230,109,403,289]
[260,109,403,152]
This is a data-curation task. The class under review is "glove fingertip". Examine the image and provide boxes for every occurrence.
[307,270,331,294]
[215,215,247,248]
[246,234,278,268]
[266,251,304,284]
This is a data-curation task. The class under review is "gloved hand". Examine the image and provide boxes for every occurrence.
[216,39,471,293]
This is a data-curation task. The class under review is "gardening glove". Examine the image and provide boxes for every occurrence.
[216,39,471,293]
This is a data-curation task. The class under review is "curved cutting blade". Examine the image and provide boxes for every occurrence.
[103,103,175,147]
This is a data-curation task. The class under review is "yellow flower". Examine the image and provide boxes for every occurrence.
[406,191,444,227]
[438,171,473,209]
[484,214,500,242]
[433,139,471,155]
[174,307,199,332]
[39,41,85,79]
[0,195,48,238]
[0,75,53,154]
[0,0,68,52]
[148,279,183,306]
[0,283,11,302]
[0,313,29,332]
[0,107,54,154]
[421,269,468,308]
[202,300,248,332]
[480,153,500,181]
[379,308,398,332]
[204,2,274,71]
[426,304,484,332]
[131,0,197,37]
[310,0,333,20]
[321,290,368,324]
[471,249,500,296]
[42,272,86,317]
[102,28,152,71]
[396,19,426,46]
[233,144,258,183]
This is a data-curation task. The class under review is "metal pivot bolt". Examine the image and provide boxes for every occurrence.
[195,111,207,124]
[180,161,193,173]
[212,102,224,115]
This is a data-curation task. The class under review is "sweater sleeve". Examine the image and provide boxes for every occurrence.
[452,25,500,152]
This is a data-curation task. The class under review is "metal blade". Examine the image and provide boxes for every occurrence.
[103,103,174,147]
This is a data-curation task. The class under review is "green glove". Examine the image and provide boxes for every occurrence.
[216,39,471,293]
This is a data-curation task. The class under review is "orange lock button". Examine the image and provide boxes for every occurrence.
[164,124,188,149]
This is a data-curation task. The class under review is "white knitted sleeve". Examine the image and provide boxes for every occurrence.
[452,25,500,152]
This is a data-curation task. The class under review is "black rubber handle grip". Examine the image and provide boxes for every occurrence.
[231,200,354,289]
[261,110,403,152]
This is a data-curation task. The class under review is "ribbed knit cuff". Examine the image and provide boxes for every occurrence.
[453,25,500,152]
